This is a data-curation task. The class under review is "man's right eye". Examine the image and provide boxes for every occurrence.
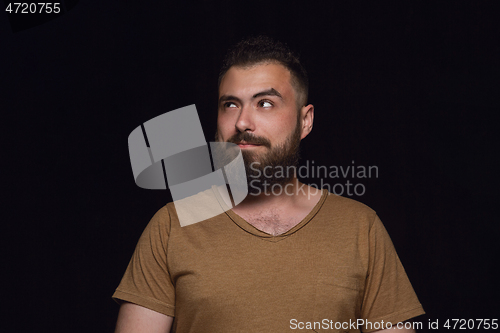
[224,102,237,108]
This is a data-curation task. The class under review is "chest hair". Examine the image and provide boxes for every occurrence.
[242,208,301,236]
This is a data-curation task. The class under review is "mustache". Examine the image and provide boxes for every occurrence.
[226,132,271,148]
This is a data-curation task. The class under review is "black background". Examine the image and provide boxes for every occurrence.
[2,1,499,332]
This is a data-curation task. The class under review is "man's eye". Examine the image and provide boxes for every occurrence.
[224,102,237,108]
[259,100,273,107]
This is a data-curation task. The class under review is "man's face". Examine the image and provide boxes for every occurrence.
[216,63,305,192]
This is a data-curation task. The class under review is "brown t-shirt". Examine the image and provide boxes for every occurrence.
[113,189,424,332]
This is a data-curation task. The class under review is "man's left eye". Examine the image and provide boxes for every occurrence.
[260,101,273,107]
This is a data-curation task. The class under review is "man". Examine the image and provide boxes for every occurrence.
[113,36,425,332]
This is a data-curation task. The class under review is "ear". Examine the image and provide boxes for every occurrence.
[299,104,314,140]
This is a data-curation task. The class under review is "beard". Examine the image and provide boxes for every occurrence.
[215,119,302,195]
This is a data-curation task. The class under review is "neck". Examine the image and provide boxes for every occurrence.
[229,177,323,212]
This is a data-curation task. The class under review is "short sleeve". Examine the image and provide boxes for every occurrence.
[112,206,175,317]
[360,215,424,332]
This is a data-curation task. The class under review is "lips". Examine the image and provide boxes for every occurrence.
[237,141,261,147]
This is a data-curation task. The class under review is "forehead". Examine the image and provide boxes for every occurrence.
[219,63,294,97]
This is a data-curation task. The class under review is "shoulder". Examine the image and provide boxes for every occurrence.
[316,191,378,231]
[143,204,174,236]
[322,192,376,218]
[153,204,173,222]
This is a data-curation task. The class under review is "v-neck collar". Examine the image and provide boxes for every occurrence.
[212,186,329,242]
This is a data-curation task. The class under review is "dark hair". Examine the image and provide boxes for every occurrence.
[218,36,309,109]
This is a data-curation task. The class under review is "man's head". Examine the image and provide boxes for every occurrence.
[215,36,314,195]
[218,36,309,111]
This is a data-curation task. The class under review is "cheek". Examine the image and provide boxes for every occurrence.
[217,118,230,134]
[268,115,296,135]
[217,111,233,126]
[216,116,234,140]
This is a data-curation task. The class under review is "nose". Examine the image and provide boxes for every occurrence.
[235,105,255,133]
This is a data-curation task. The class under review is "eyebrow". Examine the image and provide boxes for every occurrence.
[219,88,283,105]
[252,88,283,100]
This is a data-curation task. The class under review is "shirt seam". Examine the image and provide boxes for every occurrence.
[114,288,175,310]
[364,304,424,323]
